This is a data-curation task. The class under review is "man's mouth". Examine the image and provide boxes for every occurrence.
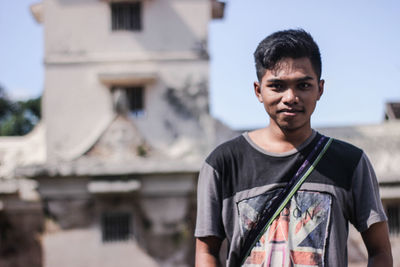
[278,108,304,114]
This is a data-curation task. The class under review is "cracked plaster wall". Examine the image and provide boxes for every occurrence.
[42,0,214,161]
[44,61,212,161]
[44,0,210,58]
[37,173,197,266]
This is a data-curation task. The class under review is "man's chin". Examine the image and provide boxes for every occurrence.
[278,121,310,133]
[279,125,300,132]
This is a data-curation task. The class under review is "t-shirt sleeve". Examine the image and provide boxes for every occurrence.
[194,161,225,239]
[350,152,387,233]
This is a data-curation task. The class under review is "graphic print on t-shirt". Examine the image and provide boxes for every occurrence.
[238,191,332,267]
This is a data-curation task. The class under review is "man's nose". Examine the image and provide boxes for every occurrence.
[282,88,298,104]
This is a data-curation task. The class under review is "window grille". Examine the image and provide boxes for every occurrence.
[387,204,400,235]
[101,212,131,242]
[126,86,144,117]
[111,2,141,31]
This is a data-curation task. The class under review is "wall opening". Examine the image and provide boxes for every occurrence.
[387,204,400,235]
[111,2,142,31]
[112,86,145,117]
[101,212,132,242]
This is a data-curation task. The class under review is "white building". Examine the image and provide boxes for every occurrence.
[1,1,234,266]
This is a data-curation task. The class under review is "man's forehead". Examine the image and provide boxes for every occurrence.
[266,57,317,79]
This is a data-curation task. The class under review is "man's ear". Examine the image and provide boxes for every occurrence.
[317,79,324,100]
[254,81,263,103]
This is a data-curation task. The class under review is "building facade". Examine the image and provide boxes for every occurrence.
[3,0,233,266]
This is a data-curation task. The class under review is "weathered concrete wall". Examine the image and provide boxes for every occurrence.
[38,173,197,266]
[44,61,210,161]
[42,0,212,161]
[43,229,159,267]
[43,0,209,56]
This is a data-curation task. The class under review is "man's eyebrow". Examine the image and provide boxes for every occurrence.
[266,78,284,83]
[266,76,314,83]
[297,76,314,82]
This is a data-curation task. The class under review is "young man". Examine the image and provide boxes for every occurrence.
[195,29,392,267]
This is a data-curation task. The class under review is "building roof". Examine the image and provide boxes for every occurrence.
[385,102,400,120]
[15,115,237,178]
[0,123,46,179]
[0,123,46,195]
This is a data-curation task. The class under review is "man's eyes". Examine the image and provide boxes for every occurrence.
[267,83,312,90]
[268,83,284,90]
[298,82,312,90]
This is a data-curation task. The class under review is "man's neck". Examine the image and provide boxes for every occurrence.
[248,124,313,153]
[269,123,313,145]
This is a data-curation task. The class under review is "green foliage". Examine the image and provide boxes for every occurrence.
[0,86,41,136]
[0,87,12,118]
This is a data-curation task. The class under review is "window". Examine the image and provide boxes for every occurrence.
[126,86,144,116]
[387,204,400,235]
[113,86,145,117]
[111,2,142,31]
[101,212,131,242]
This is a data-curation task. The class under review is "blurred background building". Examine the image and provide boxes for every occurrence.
[0,0,399,266]
[1,0,234,266]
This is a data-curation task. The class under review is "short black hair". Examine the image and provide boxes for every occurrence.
[254,29,322,81]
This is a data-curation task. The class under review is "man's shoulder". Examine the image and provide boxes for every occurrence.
[326,135,364,161]
[205,134,247,166]
[319,134,365,180]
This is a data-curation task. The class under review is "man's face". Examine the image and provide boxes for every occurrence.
[254,57,324,132]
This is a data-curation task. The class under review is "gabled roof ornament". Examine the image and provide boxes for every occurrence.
[385,102,400,121]
[211,0,226,19]
[30,2,43,23]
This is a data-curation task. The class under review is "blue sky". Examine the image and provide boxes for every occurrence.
[0,0,43,100]
[1,0,400,129]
